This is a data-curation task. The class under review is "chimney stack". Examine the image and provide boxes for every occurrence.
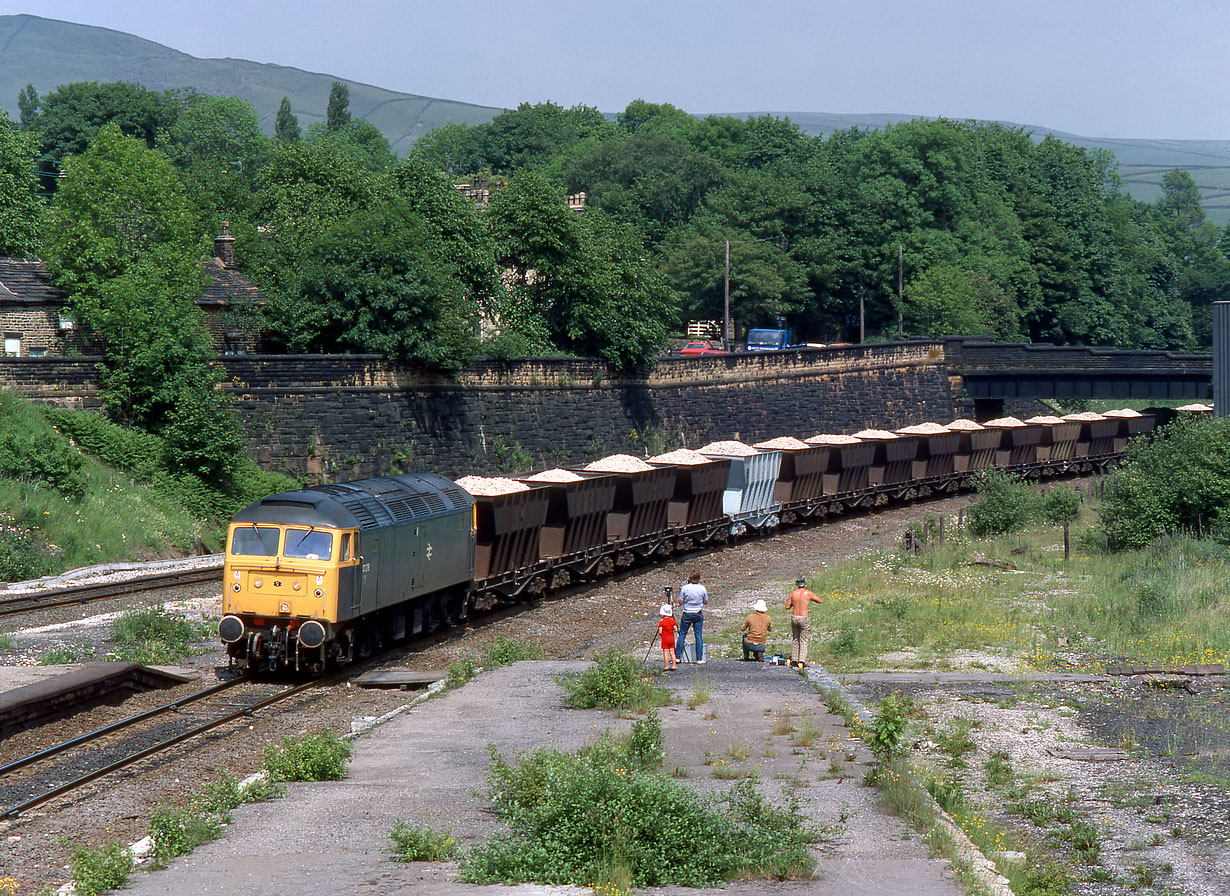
[214,222,236,268]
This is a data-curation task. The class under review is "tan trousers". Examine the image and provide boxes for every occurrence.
[790,614,810,663]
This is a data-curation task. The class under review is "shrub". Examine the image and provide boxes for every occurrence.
[1041,485,1082,525]
[556,650,672,711]
[868,691,910,759]
[463,744,817,888]
[389,821,459,861]
[111,606,204,664]
[70,842,133,896]
[0,392,86,500]
[484,635,544,667]
[148,804,224,867]
[0,520,55,581]
[262,730,352,782]
[966,468,1042,537]
[446,654,477,687]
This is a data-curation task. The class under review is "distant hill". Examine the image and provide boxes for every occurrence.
[4,14,1230,225]
[0,14,502,154]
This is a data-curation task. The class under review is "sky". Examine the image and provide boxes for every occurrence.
[7,0,1230,140]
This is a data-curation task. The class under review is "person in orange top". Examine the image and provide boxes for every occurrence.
[784,577,822,668]
[740,599,772,661]
[657,604,678,671]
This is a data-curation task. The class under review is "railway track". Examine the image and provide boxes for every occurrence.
[0,565,222,620]
[0,674,317,820]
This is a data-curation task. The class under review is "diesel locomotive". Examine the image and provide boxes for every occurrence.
[219,408,1178,673]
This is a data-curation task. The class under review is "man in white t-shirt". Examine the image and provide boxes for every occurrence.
[675,571,709,663]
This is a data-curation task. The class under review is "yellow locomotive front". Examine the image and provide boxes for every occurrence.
[220,518,360,673]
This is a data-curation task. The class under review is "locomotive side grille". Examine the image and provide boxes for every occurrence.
[384,498,418,522]
[421,492,447,514]
[338,499,380,528]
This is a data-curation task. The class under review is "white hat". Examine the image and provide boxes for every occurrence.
[660,604,672,616]
[753,599,767,613]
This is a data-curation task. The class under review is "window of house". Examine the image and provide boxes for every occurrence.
[3,335,20,357]
[28,348,46,357]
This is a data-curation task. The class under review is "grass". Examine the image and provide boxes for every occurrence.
[111,606,210,664]
[446,636,547,688]
[390,821,460,862]
[262,730,352,782]
[728,510,1230,674]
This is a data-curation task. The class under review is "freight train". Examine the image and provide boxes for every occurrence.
[219,407,1188,673]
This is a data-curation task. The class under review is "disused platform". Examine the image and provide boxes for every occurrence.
[0,663,196,737]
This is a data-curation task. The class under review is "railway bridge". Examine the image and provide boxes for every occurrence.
[941,337,1212,418]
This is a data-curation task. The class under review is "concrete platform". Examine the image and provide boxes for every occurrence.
[0,662,196,737]
[119,659,962,896]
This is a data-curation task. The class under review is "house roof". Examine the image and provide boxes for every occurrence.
[0,258,68,305]
[0,256,266,308]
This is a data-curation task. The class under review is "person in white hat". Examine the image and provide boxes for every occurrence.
[657,603,678,671]
[740,598,772,661]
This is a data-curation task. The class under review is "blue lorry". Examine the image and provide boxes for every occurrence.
[744,328,793,352]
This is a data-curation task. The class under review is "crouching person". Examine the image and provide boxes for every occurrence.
[740,599,771,661]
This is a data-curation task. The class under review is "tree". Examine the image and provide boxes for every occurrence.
[326,81,351,132]
[279,200,477,369]
[305,119,395,172]
[36,81,176,165]
[17,83,39,130]
[0,111,45,256]
[275,97,301,143]
[44,122,203,297]
[904,265,1019,339]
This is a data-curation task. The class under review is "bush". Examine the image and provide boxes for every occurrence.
[0,520,55,581]
[389,821,459,861]
[262,730,352,782]
[111,606,205,664]
[556,650,672,711]
[463,744,816,888]
[0,393,86,500]
[484,635,544,667]
[71,842,134,896]
[868,691,911,759]
[966,468,1042,537]
[1100,415,1230,548]
[1041,485,1082,525]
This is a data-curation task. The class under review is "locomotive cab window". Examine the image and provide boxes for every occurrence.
[231,525,280,557]
[284,527,333,561]
[340,532,353,561]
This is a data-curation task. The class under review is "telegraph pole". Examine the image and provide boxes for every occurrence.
[724,239,731,351]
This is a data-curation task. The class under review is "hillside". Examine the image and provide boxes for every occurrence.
[0,14,502,155]
[4,14,1230,223]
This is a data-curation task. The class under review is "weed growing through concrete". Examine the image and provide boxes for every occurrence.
[556,650,672,712]
[389,822,459,862]
[262,730,352,782]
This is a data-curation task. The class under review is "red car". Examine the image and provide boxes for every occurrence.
[679,341,728,356]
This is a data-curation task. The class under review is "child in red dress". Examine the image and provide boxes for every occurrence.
[657,604,678,670]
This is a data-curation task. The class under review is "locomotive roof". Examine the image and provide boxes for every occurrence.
[232,473,473,531]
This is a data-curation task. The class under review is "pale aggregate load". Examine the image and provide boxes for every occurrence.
[454,475,530,496]
[896,422,950,435]
[805,433,862,444]
[1061,412,1107,421]
[1102,408,1143,418]
[586,454,655,473]
[853,428,899,440]
[1025,415,1066,425]
[982,416,1027,428]
[945,418,985,431]
[753,436,811,450]
[698,440,759,456]
[1176,403,1212,411]
[649,448,715,465]
[524,469,586,483]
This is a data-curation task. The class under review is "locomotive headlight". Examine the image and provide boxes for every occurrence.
[293,581,301,591]
[252,577,263,588]
[279,602,290,614]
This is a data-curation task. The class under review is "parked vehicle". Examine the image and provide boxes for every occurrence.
[679,341,727,356]
[745,328,793,352]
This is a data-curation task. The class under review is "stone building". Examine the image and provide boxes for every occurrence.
[0,226,266,357]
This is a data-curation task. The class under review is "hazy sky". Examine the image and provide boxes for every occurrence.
[9,0,1230,139]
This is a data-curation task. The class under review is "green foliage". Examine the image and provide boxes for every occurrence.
[966,468,1043,537]
[464,744,816,888]
[111,606,205,664]
[274,96,300,143]
[1100,416,1230,548]
[483,635,544,667]
[1041,485,1082,525]
[868,691,911,759]
[0,392,86,500]
[446,655,477,687]
[0,110,45,255]
[623,708,667,771]
[325,81,351,132]
[390,821,459,862]
[556,650,673,711]
[147,772,251,867]
[262,730,352,782]
[70,841,134,896]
